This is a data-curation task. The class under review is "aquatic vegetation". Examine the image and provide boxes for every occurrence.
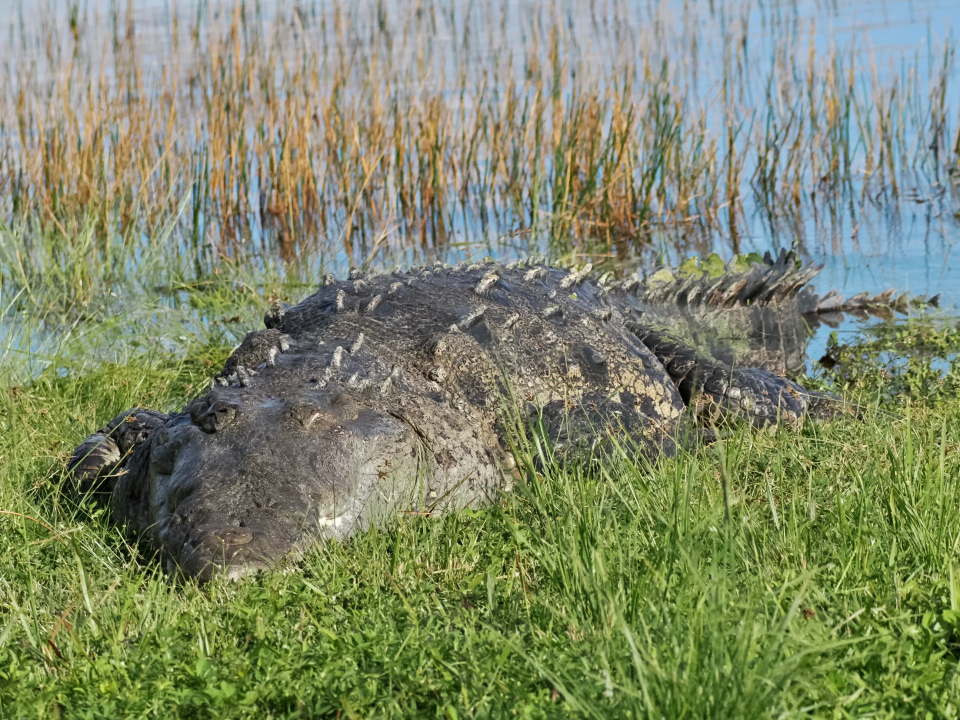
[1,0,958,275]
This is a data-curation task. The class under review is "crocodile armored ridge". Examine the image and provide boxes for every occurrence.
[70,253,874,581]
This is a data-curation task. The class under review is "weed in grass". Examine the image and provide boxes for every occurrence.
[815,315,960,404]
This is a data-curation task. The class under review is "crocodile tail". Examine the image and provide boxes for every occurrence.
[631,248,926,315]
[636,248,821,309]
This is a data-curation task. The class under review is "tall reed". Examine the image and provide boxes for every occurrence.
[0,0,956,275]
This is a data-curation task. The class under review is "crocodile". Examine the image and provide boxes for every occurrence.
[69,251,891,581]
[630,249,935,376]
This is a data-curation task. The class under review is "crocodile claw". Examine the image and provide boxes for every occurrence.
[68,408,168,494]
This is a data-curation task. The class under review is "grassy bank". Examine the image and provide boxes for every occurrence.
[2,0,960,716]
[1,259,959,717]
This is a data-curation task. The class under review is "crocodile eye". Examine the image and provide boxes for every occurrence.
[192,399,241,434]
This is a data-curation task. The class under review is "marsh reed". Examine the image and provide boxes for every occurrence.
[0,0,957,275]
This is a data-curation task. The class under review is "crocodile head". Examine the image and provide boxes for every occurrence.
[117,384,421,581]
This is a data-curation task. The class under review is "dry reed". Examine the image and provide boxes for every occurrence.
[0,0,957,271]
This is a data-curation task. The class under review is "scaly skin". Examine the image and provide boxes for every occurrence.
[70,259,847,580]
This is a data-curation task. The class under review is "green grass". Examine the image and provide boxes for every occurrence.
[2,0,959,713]
[2,255,960,717]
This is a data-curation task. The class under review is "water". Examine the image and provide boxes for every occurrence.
[1,0,958,372]
[693,0,959,356]
[723,1,960,360]
[692,0,960,362]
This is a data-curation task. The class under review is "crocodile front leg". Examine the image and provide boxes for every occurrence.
[69,408,169,495]
[629,325,846,427]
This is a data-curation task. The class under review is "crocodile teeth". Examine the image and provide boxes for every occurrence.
[335,289,347,312]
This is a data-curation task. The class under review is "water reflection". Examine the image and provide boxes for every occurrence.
[0,0,957,373]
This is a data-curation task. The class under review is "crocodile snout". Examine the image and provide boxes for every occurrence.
[137,387,422,581]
